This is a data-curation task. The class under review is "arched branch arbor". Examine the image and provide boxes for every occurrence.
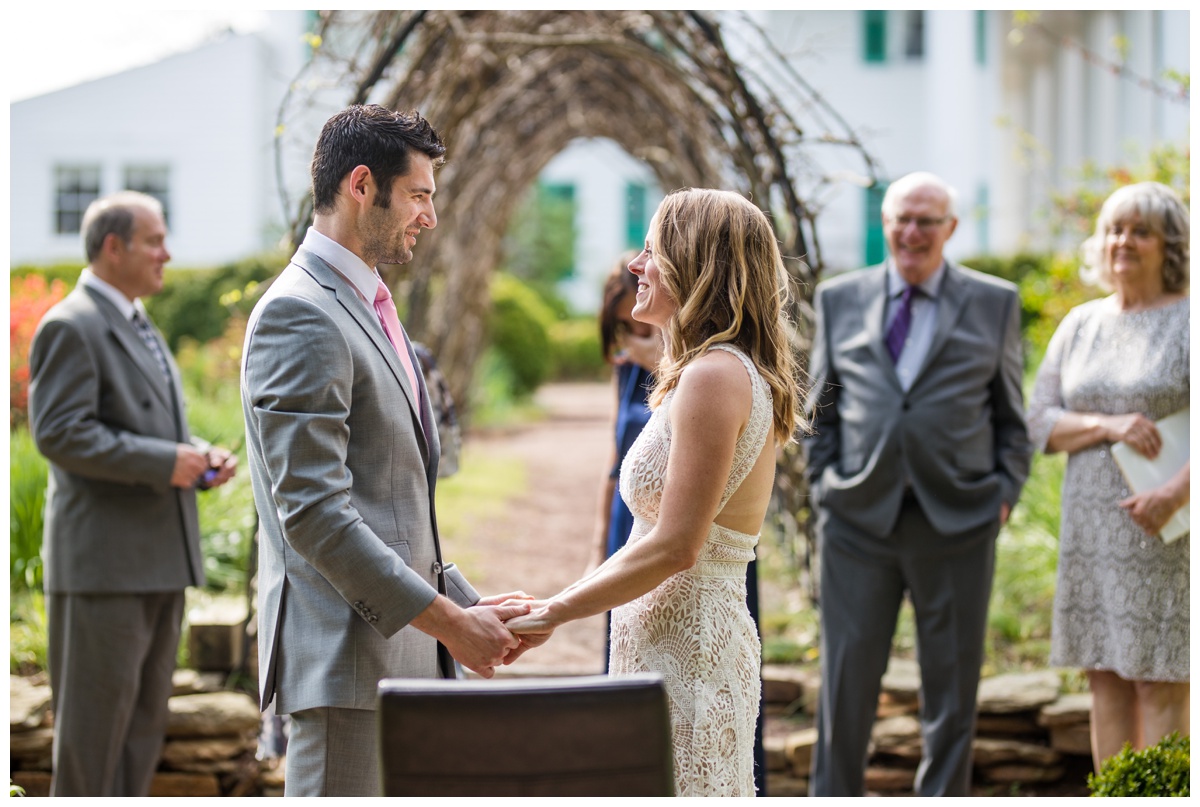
[274,10,877,577]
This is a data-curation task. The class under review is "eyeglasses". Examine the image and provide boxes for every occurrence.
[888,215,951,231]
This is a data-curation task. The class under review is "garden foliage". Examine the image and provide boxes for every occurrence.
[1088,733,1190,797]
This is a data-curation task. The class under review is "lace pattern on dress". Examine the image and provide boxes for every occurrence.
[611,343,773,796]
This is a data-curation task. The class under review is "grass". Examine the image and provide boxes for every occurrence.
[434,445,530,581]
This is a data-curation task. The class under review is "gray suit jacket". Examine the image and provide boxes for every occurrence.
[242,248,479,715]
[28,285,205,594]
[805,262,1032,538]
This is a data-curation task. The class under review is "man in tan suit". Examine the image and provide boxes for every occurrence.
[241,105,534,796]
[29,191,238,796]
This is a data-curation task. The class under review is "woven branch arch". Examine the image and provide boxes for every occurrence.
[275,10,877,584]
[278,9,876,403]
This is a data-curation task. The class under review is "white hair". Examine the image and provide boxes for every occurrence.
[881,172,958,219]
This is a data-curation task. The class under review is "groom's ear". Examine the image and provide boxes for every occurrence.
[344,165,375,208]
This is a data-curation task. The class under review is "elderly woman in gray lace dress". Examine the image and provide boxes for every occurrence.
[1028,182,1189,771]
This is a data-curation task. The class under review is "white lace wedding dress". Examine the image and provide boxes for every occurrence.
[610,344,771,797]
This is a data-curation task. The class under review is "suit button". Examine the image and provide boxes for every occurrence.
[432,561,443,575]
[902,400,910,411]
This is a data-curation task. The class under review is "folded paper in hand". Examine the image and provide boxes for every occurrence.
[1111,408,1190,544]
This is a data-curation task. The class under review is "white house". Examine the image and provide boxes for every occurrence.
[10,10,1188,302]
[10,12,309,267]
[746,9,1189,271]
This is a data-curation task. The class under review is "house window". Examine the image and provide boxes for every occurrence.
[124,165,171,225]
[864,183,887,266]
[862,11,887,63]
[625,182,649,250]
[903,11,925,59]
[54,165,101,234]
[975,11,987,65]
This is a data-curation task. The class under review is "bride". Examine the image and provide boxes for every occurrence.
[505,188,805,796]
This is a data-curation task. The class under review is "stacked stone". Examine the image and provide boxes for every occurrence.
[8,671,265,797]
[763,660,1095,796]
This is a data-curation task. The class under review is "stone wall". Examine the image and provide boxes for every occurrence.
[11,659,1094,797]
[9,671,276,797]
[762,659,1094,796]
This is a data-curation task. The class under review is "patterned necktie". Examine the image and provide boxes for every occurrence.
[130,311,172,382]
[374,278,422,406]
[885,284,919,363]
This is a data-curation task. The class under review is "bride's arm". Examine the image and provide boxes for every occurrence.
[506,353,751,633]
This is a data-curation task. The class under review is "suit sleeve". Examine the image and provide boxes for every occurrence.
[802,285,841,492]
[243,294,439,638]
[28,317,178,489]
[990,287,1033,507]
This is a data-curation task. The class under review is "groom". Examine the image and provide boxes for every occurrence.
[241,104,533,796]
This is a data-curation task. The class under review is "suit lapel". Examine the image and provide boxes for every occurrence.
[292,248,429,454]
[862,266,903,392]
[86,287,175,410]
[912,263,971,386]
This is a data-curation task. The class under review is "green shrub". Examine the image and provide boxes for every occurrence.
[487,273,556,398]
[145,253,283,350]
[548,318,607,381]
[1088,733,1190,797]
[9,428,47,592]
[12,253,283,352]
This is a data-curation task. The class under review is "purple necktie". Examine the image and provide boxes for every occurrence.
[886,284,919,363]
[374,279,422,406]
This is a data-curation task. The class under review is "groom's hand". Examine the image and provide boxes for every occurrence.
[410,596,530,678]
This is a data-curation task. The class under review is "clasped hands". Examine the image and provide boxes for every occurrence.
[457,592,558,678]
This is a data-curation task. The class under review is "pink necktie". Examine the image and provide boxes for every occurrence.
[374,279,422,405]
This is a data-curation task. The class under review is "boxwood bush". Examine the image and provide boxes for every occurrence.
[1088,733,1190,797]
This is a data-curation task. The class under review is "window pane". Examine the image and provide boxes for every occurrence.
[124,165,170,224]
[904,11,924,59]
[54,166,101,235]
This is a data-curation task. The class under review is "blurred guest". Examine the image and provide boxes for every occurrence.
[1028,181,1189,770]
[805,172,1032,796]
[28,191,237,796]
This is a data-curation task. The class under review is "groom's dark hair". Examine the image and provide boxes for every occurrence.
[310,104,446,213]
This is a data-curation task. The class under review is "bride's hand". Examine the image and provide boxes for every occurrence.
[503,601,558,634]
[476,591,533,607]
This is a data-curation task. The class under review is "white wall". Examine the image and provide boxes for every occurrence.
[11,17,307,267]
[540,138,662,313]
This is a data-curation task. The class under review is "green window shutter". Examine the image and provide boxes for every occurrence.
[624,182,648,250]
[864,184,887,266]
[863,11,887,63]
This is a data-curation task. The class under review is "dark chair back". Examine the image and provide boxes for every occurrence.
[377,673,674,796]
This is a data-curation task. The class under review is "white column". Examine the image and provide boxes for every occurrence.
[923,10,979,259]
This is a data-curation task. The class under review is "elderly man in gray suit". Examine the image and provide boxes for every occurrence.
[241,105,534,797]
[805,172,1032,796]
[29,191,238,796]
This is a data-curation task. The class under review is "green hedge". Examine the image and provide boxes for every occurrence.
[1089,733,1189,797]
[12,252,285,351]
[487,272,556,398]
[549,318,607,381]
[961,251,1102,366]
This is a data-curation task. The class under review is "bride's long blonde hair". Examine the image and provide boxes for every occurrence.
[646,188,806,444]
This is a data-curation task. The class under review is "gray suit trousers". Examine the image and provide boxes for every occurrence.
[48,591,184,796]
[810,498,998,796]
[286,706,380,796]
